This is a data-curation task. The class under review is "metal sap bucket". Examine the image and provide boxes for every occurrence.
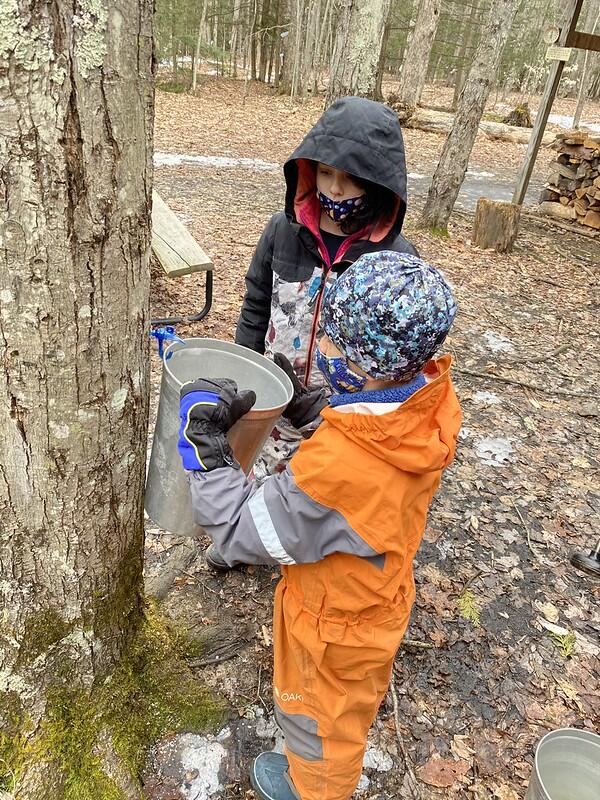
[526,728,600,800]
[145,338,293,536]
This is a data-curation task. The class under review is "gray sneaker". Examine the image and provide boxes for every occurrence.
[204,543,231,572]
[250,752,300,800]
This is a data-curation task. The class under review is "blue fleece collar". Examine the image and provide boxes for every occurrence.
[329,372,427,408]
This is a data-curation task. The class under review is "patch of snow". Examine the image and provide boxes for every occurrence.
[362,746,393,772]
[436,538,453,560]
[473,390,502,406]
[154,151,279,171]
[547,113,600,134]
[475,436,515,466]
[466,170,495,178]
[354,774,371,794]
[483,330,514,354]
[159,55,193,66]
[153,732,227,799]
[254,708,285,753]
[407,172,427,179]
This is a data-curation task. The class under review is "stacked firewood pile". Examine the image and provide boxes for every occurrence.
[539,131,600,231]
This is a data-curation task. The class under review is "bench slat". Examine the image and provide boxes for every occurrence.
[151,190,213,277]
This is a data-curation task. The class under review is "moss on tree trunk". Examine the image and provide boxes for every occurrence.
[1,604,226,800]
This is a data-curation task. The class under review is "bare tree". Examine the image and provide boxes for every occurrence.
[451,0,482,110]
[0,1,153,795]
[419,0,520,230]
[326,0,392,104]
[395,0,442,117]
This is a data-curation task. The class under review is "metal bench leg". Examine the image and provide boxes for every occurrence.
[151,270,213,326]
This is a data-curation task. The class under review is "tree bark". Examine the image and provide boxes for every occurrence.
[326,0,393,105]
[312,0,334,94]
[451,0,480,110]
[0,0,153,795]
[258,0,272,82]
[419,0,520,230]
[471,199,521,252]
[171,0,178,79]
[192,0,209,91]
[250,0,259,80]
[230,0,243,77]
[302,0,320,94]
[375,12,391,101]
[395,0,442,116]
[279,0,297,93]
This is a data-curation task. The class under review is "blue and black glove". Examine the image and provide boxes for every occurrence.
[178,378,256,472]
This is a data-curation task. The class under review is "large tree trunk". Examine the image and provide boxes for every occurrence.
[419,0,520,231]
[0,1,153,796]
[326,0,392,105]
[395,0,442,116]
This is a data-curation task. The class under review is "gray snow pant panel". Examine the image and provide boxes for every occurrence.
[275,703,324,762]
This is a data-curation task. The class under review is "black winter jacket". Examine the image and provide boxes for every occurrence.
[235,97,417,380]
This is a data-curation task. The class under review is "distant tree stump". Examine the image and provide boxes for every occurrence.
[501,102,533,127]
[471,198,521,253]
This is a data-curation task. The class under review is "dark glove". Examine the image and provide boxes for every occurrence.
[178,378,256,472]
[273,353,328,429]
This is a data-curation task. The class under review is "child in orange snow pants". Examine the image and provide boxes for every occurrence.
[177,252,462,799]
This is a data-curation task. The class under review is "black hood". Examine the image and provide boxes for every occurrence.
[283,96,408,238]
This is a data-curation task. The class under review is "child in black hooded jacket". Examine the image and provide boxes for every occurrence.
[205,98,418,570]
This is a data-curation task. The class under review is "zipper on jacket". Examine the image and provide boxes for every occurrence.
[304,269,329,386]
[298,207,372,386]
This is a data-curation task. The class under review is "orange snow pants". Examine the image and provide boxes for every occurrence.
[272,579,410,800]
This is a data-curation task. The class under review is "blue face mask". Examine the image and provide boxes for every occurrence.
[316,347,368,394]
[318,191,365,223]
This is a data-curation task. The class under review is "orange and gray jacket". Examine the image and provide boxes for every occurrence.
[188,356,461,616]
[234,97,417,385]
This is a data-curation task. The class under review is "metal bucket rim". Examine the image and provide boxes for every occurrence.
[162,336,293,412]
[533,727,600,800]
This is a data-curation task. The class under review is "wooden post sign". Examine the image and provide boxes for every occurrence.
[545,45,573,61]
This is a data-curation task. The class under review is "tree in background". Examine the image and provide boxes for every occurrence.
[419,0,521,231]
[573,4,600,128]
[394,0,442,118]
[0,0,153,795]
[326,0,393,104]
[152,0,600,104]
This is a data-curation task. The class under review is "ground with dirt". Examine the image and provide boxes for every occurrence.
[143,76,600,800]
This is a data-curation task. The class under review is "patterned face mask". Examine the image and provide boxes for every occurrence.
[318,191,365,223]
[316,346,368,394]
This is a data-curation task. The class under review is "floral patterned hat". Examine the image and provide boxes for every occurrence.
[321,251,457,381]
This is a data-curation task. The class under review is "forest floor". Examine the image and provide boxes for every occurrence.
[142,75,600,800]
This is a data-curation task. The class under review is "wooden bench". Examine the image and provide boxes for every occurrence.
[151,190,214,325]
